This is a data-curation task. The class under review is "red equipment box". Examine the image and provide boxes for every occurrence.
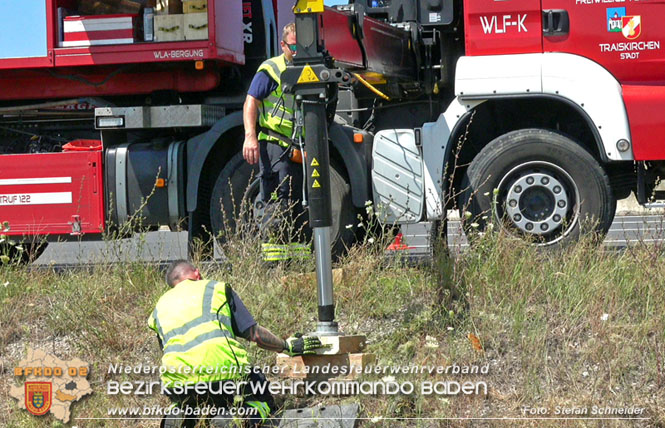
[0,151,105,237]
[62,14,136,47]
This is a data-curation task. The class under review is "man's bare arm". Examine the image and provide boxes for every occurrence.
[242,95,261,165]
[241,324,287,352]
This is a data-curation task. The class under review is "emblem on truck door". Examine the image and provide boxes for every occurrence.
[622,16,641,40]
[606,8,641,40]
[607,7,625,32]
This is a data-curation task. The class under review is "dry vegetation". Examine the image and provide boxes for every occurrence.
[0,224,663,427]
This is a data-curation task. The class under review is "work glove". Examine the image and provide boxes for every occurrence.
[284,333,323,356]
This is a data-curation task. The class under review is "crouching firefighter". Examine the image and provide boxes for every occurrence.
[149,261,325,427]
[242,22,310,263]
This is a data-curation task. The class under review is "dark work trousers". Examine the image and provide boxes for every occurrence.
[258,141,307,243]
[165,371,275,428]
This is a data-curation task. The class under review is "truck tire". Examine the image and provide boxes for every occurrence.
[209,152,261,243]
[209,152,358,257]
[329,162,359,257]
[458,129,615,247]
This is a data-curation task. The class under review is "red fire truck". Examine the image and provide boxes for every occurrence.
[1,0,663,260]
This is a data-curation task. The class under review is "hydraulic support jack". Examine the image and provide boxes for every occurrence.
[278,0,372,378]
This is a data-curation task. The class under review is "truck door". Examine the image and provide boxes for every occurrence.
[542,0,665,83]
[541,0,665,160]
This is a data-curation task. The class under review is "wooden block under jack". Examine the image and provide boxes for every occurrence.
[276,352,375,381]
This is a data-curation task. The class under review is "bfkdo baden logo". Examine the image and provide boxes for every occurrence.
[607,7,641,40]
[10,348,92,423]
[25,382,52,416]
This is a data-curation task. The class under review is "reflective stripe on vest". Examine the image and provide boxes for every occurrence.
[152,280,249,384]
[152,281,233,354]
[257,54,295,147]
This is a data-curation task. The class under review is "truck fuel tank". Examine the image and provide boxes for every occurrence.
[105,140,185,232]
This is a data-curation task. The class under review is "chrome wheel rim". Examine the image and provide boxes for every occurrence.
[496,161,580,245]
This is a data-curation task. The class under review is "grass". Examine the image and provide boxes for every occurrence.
[0,226,664,427]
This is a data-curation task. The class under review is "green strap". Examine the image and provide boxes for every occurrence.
[261,243,310,261]
[246,400,271,421]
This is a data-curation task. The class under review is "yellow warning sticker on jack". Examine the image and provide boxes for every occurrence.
[312,180,321,188]
[310,158,319,167]
[311,169,320,178]
[298,64,320,84]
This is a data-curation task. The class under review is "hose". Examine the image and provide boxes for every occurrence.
[351,72,391,101]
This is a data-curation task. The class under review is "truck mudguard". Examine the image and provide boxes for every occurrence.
[186,115,369,214]
[455,53,633,161]
[185,111,244,213]
[422,99,481,221]
[420,52,632,219]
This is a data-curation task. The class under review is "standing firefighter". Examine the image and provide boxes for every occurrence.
[242,23,308,263]
[149,260,324,427]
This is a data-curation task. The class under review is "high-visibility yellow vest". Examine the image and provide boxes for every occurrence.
[148,280,249,387]
[257,54,295,148]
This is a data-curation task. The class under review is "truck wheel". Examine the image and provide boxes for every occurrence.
[209,152,261,244]
[458,129,615,246]
[329,162,359,257]
[209,152,358,257]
